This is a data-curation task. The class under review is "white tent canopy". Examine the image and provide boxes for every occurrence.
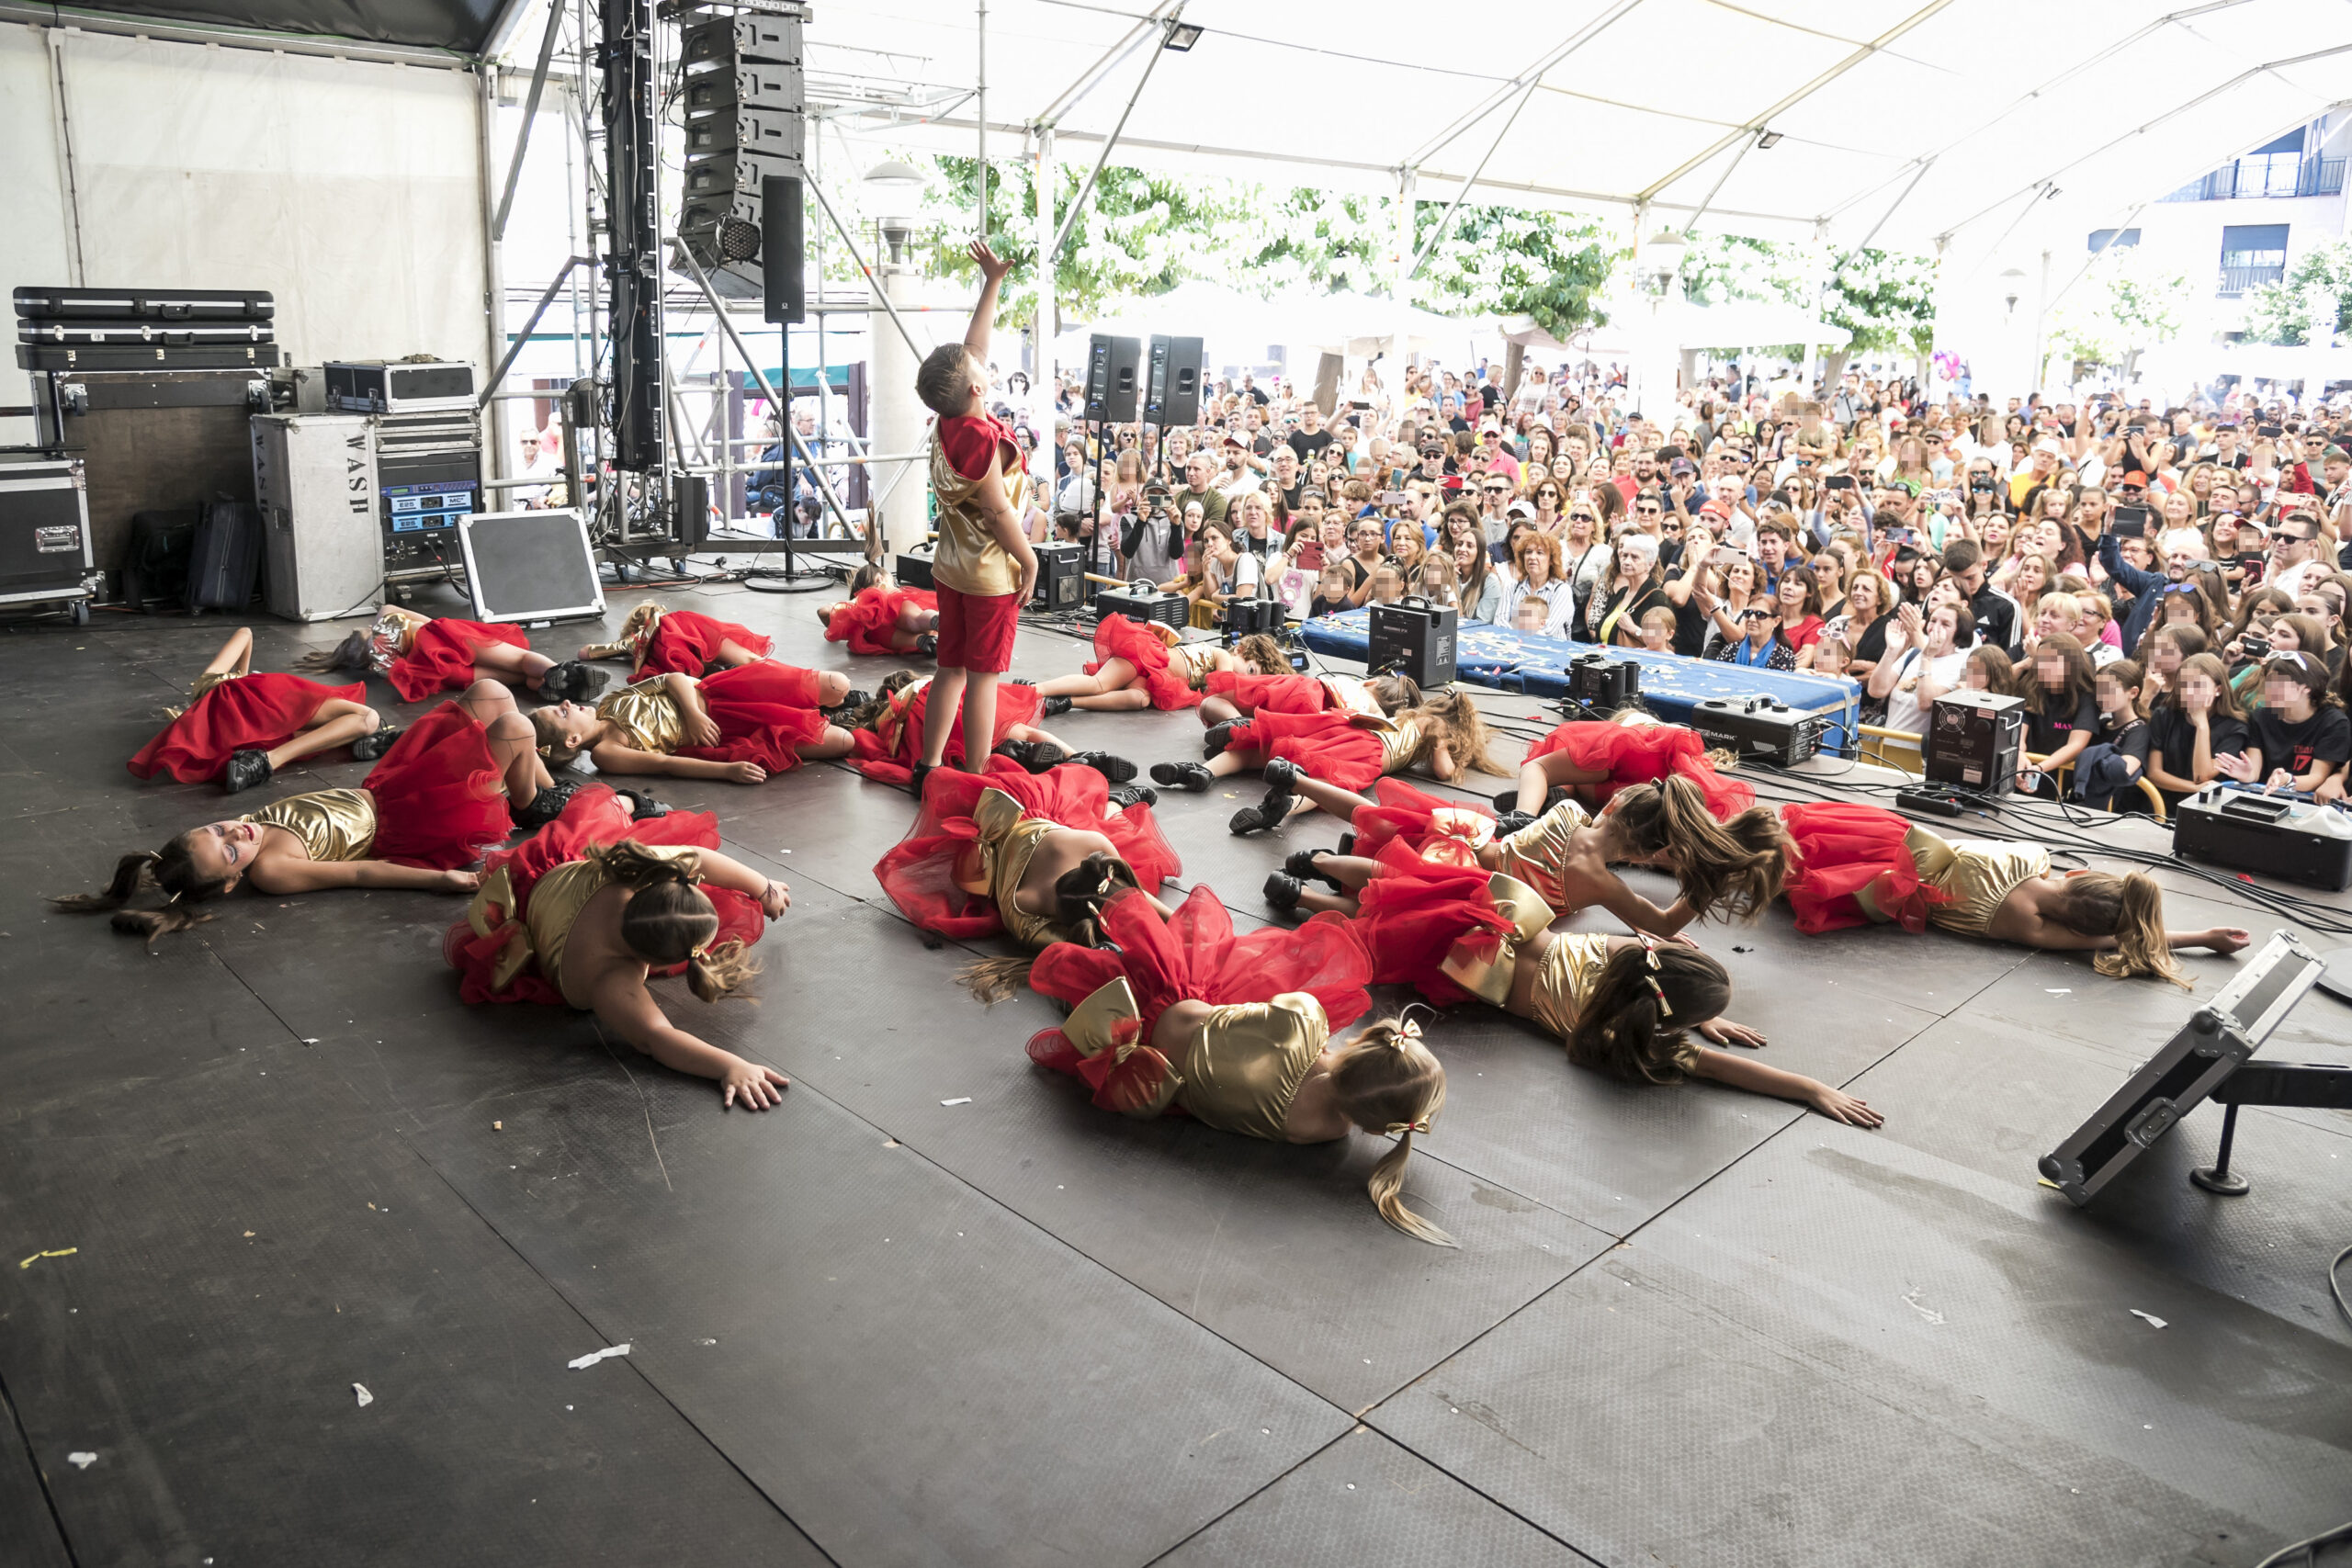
[799,0,2352,270]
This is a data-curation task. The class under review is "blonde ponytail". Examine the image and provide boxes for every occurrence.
[958,954,1036,1004]
[2086,872,2189,988]
[1329,1019,1454,1247]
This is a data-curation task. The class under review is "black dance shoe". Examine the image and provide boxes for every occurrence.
[223,750,273,795]
[1041,694,1074,717]
[908,760,934,795]
[1284,849,1343,891]
[1229,784,1294,836]
[1202,720,1239,759]
[835,688,872,714]
[1149,761,1214,792]
[1336,831,1356,858]
[348,724,401,762]
[1108,784,1159,809]
[1260,757,1304,792]
[993,739,1069,774]
[914,633,938,657]
[1065,750,1136,784]
[512,780,580,829]
[539,660,608,704]
[612,786,669,820]
[1489,787,1520,812]
[1261,872,1303,912]
[1494,810,1536,838]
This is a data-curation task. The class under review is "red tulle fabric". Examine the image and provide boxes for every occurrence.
[1351,777,1495,868]
[825,585,937,656]
[1524,720,1755,820]
[442,784,763,1006]
[1778,802,1943,934]
[1025,886,1373,1112]
[1222,708,1387,792]
[1347,840,1516,1005]
[363,700,514,870]
[637,610,774,677]
[850,679,1044,785]
[1087,615,1201,710]
[874,760,1181,940]
[1201,671,1339,716]
[673,661,832,773]
[389,618,532,702]
[128,672,363,783]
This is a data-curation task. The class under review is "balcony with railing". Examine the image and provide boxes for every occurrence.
[2164,154,2346,202]
[2218,261,2289,296]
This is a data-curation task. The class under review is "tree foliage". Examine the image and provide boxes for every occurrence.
[2048,245,2195,371]
[1675,234,1939,360]
[2241,237,2352,346]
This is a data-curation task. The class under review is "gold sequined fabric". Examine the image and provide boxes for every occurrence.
[241,788,378,864]
[1173,992,1330,1142]
[1491,797,1596,913]
[972,788,1079,950]
[596,679,684,754]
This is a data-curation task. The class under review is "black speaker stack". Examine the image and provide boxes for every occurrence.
[1085,334,1141,423]
[1094,584,1188,629]
[1923,689,2023,794]
[678,6,807,315]
[1143,335,1204,426]
[1565,651,1640,713]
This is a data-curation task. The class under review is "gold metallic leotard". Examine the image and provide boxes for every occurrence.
[1056,977,1330,1138]
[241,788,378,863]
[971,788,1090,950]
[1854,827,2050,936]
[1489,797,1595,913]
[1436,872,1613,1043]
[597,678,685,754]
[462,842,706,1005]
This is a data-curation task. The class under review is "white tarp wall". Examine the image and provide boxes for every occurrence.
[0,25,487,382]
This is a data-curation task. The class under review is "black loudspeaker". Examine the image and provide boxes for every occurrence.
[1085,334,1142,423]
[896,548,934,591]
[1224,596,1286,640]
[1369,595,1456,687]
[674,475,710,551]
[1924,689,2024,794]
[1143,335,1204,425]
[1094,583,1187,627]
[678,11,807,301]
[1566,651,1640,711]
[1032,540,1084,610]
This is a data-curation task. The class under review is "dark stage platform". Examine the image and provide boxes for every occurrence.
[2,575,2347,1567]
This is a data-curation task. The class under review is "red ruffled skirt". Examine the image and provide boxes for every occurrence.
[1778,802,1944,934]
[362,700,514,870]
[850,680,1044,785]
[128,672,364,784]
[1026,886,1373,1112]
[389,618,532,702]
[1223,708,1387,793]
[826,585,937,657]
[875,759,1182,939]
[1202,671,1337,716]
[441,784,764,1006]
[638,610,774,677]
[1348,840,1516,1005]
[1351,778,1495,868]
[1524,719,1754,819]
[1088,615,1201,710]
[674,661,832,773]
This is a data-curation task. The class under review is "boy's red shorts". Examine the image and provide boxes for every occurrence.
[933,586,1021,673]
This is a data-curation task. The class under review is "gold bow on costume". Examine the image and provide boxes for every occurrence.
[1638,932,1671,1016]
[1418,807,1495,869]
[1439,873,1555,1007]
[464,863,536,991]
[1063,977,1184,1119]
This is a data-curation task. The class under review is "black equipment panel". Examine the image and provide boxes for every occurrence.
[1369,596,1456,687]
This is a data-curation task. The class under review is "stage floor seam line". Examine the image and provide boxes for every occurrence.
[0,1367,79,1568]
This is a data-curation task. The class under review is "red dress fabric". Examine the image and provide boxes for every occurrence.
[128,672,363,783]
[825,585,938,657]
[442,784,763,1006]
[1523,719,1755,820]
[874,761,1182,940]
[1222,708,1388,792]
[1778,802,1944,934]
[937,410,1021,482]
[637,610,774,677]
[363,699,514,870]
[1202,671,1341,715]
[849,677,1044,785]
[389,618,532,703]
[673,661,832,773]
[1351,778,1495,869]
[1088,615,1202,711]
[1025,886,1373,1112]
[1348,840,1516,1006]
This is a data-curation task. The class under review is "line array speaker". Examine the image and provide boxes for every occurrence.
[677,6,808,303]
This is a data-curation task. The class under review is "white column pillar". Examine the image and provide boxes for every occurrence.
[1391,168,1417,383]
[869,261,930,555]
[1034,126,1058,467]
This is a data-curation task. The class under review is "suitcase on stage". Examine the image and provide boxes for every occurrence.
[13,287,275,321]
[187,499,263,615]
[16,342,286,371]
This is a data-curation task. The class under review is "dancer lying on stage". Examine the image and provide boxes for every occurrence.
[1260,773,1787,939]
[819,562,939,657]
[1018,884,1456,1245]
[1150,690,1510,834]
[62,694,532,939]
[1501,712,1754,824]
[130,626,394,793]
[845,670,1134,788]
[1031,620,1287,713]
[446,784,793,1111]
[1351,867,1880,1125]
[1195,670,1421,731]
[306,604,605,704]
[577,604,842,694]
[875,762,1178,947]
[530,662,858,784]
[1777,802,2249,985]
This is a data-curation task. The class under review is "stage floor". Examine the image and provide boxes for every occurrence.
[2,573,2347,1568]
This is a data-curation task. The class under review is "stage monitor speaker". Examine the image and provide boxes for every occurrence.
[674,475,710,551]
[1925,688,2023,794]
[458,509,605,624]
[760,175,805,324]
[1369,595,1456,688]
[1085,334,1141,423]
[1143,335,1204,425]
[1032,540,1084,611]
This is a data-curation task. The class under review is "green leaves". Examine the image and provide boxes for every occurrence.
[2240,237,2352,347]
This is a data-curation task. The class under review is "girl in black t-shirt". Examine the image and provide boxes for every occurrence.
[2018,631,2098,793]
[2218,651,2352,794]
[2144,652,2249,800]
[2073,660,2154,809]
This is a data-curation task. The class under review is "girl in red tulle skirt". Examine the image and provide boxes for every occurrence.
[845,670,1133,787]
[1507,712,1753,821]
[820,563,939,657]
[875,760,1180,942]
[442,784,794,1111]
[530,661,854,784]
[577,602,779,678]
[1032,619,1285,712]
[1196,669,1420,734]
[303,604,605,704]
[130,626,392,794]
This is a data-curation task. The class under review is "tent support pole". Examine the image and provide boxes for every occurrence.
[1409,79,1537,278]
[492,0,566,242]
[1046,9,1182,266]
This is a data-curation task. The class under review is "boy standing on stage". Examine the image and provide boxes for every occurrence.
[912,240,1038,782]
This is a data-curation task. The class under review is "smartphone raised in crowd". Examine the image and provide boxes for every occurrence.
[2110,503,2151,537]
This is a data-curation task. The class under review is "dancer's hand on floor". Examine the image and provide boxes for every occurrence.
[1809,1086,1883,1128]
[723,761,767,784]
[1697,1016,1766,1047]
[435,869,481,893]
[722,1060,790,1111]
[759,878,793,918]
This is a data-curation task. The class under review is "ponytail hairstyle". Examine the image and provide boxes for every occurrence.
[845,669,924,735]
[1326,1015,1454,1247]
[959,867,1142,1003]
[2049,871,2188,988]
[847,560,888,597]
[2097,658,2145,719]
[1566,941,1731,1085]
[1407,689,1509,775]
[2261,649,2333,713]
[587,841,760,1001]
[1366,673,1421,715]
[52,835,231,942]
[1233,633,1287,676]
[1607,776,1789,921]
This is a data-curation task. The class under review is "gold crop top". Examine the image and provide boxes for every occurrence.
[367,604,430,672]
[1377,716,1424,774]
[241,788,377,863]
[1527,931,1616,1044]
[972,787,1081,950]
[597,679,684,754]
[189,668,239,702]
[1329,678,1382,716]
[1855,827,2051,936]
[1053,976,1329,1141]
[1170,641,1219,691]
[1490,797,1595,913]
[462,843,705,1005]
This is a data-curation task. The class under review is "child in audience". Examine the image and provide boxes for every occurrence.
[2073,660,2153,808]
[1307,563,1353,619]
[1637,605,1677,652]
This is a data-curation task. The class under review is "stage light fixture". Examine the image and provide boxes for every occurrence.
[1163,21,1204,51]
[1757,130,1783,148]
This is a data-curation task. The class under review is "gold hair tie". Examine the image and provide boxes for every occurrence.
[1639,932,1662,971]
[689,942,710,961]
[1385,1118,1431,1137]
[1644,974,1673,1016]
